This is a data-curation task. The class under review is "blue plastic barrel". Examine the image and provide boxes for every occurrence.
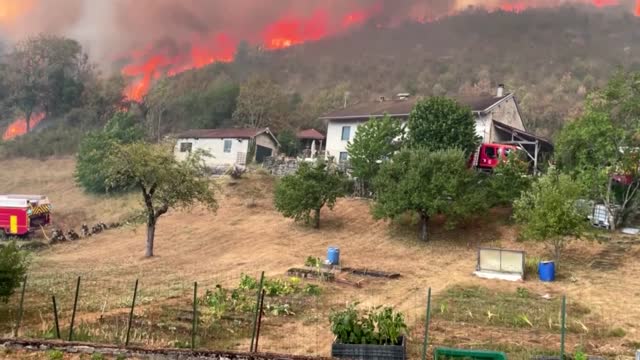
[327,247,340,265]
[538,261,555,282]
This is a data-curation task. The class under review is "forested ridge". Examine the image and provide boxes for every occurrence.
[1,5,639,158]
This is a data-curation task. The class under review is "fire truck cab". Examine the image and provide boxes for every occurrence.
[0,195,51,237]
[469,143,521,172]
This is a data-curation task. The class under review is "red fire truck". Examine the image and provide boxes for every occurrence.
[0,195,51,237]
[469,143,521,172]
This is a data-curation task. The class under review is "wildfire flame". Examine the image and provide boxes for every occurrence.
[0,0,35,24]
[2,112,46,141]
[111,0,637,102]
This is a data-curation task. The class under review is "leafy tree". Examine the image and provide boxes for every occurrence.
[5,34,90,132]
[407,97,480,155]
[105,143,217,257]
[232,75,289,130]
[514,171,587,264]
[274,161,346,229]
[373,148,487,241]
[488,152,532,207]
[347,115,404,193]
[556,72,640,229]
[277,129,299,157]
[75,112,144,193]
[0,242,29,303]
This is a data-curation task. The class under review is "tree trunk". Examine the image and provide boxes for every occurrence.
[25,110,32,133]
[419,212,429,242]
[146,216,156,257]
[314,208,321,229]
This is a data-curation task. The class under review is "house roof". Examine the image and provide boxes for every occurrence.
[177,128,269,139]
[319,94,513,120]
[297,129,325,140]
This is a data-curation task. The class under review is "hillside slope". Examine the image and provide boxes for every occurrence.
[157,5,640,137]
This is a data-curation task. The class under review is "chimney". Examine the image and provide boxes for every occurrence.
[496,84,505,97]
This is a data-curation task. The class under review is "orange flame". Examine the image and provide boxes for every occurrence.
[2,112,46,141]
[263,11,329,50]
[636,0,640,15]
[0,0,35,24]
[122,33,236,101]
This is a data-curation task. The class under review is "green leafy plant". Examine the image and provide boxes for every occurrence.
[238,273,258,290]
[516,287,530,299]
[303,284,322,296]
[574,349,587,360]
[91,353,105,360]
[329,303,407,345]
[266,303,295,316]
[304,256,322,267]
[46,349,64,360]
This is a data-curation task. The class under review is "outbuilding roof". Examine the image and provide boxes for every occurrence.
[296,129,325,140]
[319,94,513,120]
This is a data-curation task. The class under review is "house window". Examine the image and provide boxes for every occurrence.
[339,152,348,163]
[180,142,192,153]
[223,139,232,153]
[341,126,351,141]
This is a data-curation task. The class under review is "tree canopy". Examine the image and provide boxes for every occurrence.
[514,171,587,263]
[347,115,404,193]
[373,148,486,241]
[75,112,144,194]
[105,142,217,257]
[274,161,346,229]
[407,97,479,155]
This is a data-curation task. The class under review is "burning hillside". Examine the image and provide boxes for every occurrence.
[0,0,639,139]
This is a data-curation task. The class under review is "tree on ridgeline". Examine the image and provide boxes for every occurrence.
[105,142,217,257]
[232,75,289,130]
[4,34,91,132]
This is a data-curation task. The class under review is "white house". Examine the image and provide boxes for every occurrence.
[174,128,279,168]
[319,85,548,162]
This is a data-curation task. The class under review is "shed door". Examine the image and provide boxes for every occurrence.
[255,145,273,163]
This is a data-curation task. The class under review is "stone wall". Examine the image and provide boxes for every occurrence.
[263,157,300,176]
[1,338,330,360]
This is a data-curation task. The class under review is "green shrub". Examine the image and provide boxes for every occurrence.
[91,353,105,360]
[304,256,322,267]
[329,303,407,345]
[46,349,64,360]
[0,241,29,303]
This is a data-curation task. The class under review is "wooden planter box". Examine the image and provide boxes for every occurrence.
[331,336,406,360]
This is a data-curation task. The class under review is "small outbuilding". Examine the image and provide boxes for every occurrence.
[296,129,325,158]
[174,128,279,167]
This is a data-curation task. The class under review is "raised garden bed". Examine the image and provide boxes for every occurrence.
[341,267,400,279]
[286,267,335,281]
[331,336,406,360]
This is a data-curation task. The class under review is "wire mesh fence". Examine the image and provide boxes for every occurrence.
[0,270,427,357]
[0,269,593,359]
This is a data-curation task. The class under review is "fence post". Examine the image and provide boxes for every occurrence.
[52,295,60,339]
[421,287,432,360]
[68,276,81,341]
[191,281,198,350]
[249,271,265,352]
[125,279,139,347]
[13,276,27,338]
[254,289,266,353]
[560,295,566,360]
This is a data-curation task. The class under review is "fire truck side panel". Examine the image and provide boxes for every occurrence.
[0,208,29,235]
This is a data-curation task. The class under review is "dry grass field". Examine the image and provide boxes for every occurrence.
[1,157,640,359]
